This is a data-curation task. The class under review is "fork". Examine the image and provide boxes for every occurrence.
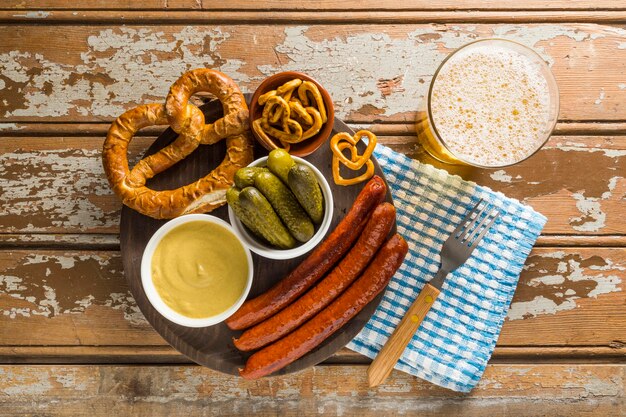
[367,199,499,387]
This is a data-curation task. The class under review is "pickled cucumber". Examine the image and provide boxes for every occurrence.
[234,167,269,189]
[267,149,295,183]
[254,172,314,243]
[226,187,266,241]
[238,187,296,249]
[288,163,324,224]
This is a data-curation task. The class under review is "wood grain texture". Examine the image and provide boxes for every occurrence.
[1,24,626,123]
[6,10,626,24]
[1,248,624,349]
[0,364,623,416]
[4,0,626,10]
[2,134,623,235]
[4,233,626,249]
[1,4,626,411]
[3,121,626,137]
[2,345,625,365]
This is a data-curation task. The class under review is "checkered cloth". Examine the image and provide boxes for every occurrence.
[347,144,546,393]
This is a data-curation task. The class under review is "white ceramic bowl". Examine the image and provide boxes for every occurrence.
[228,156,334,260]
[141,214,253,328]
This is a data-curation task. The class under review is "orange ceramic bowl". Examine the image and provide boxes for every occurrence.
[250,71,335,157]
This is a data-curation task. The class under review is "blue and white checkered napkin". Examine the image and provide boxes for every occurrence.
[347,144,547,393]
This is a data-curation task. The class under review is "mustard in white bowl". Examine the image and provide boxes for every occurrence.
[141,214,253,327]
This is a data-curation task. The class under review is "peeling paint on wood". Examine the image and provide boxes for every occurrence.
[0,137,151,233]
[1,24,626,122]
[0,251,147,325]
[595,88,606,105]
[489,170,514,183]
[508,250,624,320]
[0,364,623,415]
[7,0,626,10]
[1,136,624,234]
[0,122,25,130]
[11,11,51,19]
[1,27,248,119]
[1,248,624,348]
[0,147,117,232]
[422,138,625,234]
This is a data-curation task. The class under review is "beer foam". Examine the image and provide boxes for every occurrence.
[430,43,553,166]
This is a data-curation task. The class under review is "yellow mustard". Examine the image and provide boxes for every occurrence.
[151,221,248,319]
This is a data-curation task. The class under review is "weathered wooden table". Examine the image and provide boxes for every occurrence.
[1,1,625,415]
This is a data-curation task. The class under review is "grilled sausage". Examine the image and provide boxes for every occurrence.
[234,202,396,351]
[239,234,408,379]
[226,176,387,330]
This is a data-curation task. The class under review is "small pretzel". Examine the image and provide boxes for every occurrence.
[330,130,377,186]
[267,81,305,123]
[289,100,313,125]
[261,119,303,143]
[298,81,327,123]
[166,69,249,145]
[253,118,278,149]
[103,69,253,219]
[278,140,292,152]
[330,130,377,170]
[262,96,290,131]
[251,118,292,152]
[332,142,375,186]
[258,90,277,106]
[301,107,323,140]
[276,78,302,102]
[260,96,303,143]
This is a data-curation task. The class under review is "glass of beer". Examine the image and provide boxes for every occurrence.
[416,39,559,168]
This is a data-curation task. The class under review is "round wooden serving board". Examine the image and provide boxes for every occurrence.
[120,95,395,376]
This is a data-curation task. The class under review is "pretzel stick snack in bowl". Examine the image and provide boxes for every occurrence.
[103,69,254,219]
[250,71,334,157]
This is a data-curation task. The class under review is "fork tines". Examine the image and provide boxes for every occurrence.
[454,199,500,248]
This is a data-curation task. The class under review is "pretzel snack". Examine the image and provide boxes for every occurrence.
[253,78,327,151]
[332,142,375,186]
[330,130,377,186]
[103,69,253,219]
[260,96,304,143]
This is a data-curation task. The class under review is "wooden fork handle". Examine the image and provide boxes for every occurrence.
[367,283,440,387]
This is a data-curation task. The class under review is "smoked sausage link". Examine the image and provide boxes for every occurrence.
[239,234,408,380]
[225,176,387,331]
[234,202,396,351]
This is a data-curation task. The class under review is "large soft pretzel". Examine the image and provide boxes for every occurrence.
[103,69,253,219]
[166,69,249,144]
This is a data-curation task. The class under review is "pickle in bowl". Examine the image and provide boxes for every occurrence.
[226,153,334,260]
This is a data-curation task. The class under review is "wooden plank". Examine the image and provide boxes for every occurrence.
[0,136,151,234]
[4,121,626,137]
[1,135,623,235]
[0,249,166,346]
[5,10,626,24]
[2,233,626,249]
[1,24,626,123]
[0,364,623,416]
[328,346,626,364]
[0,346,190,364]
[1,345,624,365]
[412,135,626,236]
[0,234,120,249]
[0,248,624,349]
[3,0,626,10]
